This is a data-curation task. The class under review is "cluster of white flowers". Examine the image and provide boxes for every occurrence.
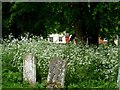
[2,36,118,82]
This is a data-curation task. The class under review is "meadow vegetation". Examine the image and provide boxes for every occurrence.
[2,35,118,88]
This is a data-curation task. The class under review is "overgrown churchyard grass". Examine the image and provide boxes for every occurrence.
[0,44,2,89]
[2,36,118,88]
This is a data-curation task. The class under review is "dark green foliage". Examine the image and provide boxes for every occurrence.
[2,2,120,43]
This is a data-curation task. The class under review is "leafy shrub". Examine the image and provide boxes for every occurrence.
[3,71,22,83]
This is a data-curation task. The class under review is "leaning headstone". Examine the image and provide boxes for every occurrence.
[23,53,36,86]
[47,57,67,88]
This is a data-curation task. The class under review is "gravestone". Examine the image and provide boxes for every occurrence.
[23,53,36,86]
[47,57,67,88]
[118,66,120,90]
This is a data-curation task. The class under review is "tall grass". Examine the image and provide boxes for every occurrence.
[0,44,2,89]
[2,35,118,88]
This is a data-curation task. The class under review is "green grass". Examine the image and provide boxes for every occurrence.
[2,36,118,88]
[0,44,2,89]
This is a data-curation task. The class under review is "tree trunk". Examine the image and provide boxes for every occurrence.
[72,3,99,46]
[73,17,85,44]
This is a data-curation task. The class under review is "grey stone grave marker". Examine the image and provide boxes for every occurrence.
[118,66,120,90]
[23,53,36,86]
[47,57,67,88]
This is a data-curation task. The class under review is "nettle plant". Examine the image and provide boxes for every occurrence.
[2,35,118,87]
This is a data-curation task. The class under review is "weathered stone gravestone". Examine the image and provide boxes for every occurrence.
[47,57,67,88]
[23,53,36,86]
[118,66,120,90]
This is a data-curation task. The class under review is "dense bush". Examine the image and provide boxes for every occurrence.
[2,36,118,88]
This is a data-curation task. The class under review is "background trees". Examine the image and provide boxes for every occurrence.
[2,2,120,45]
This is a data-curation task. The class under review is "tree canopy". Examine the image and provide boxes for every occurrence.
[2,2,120,45]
